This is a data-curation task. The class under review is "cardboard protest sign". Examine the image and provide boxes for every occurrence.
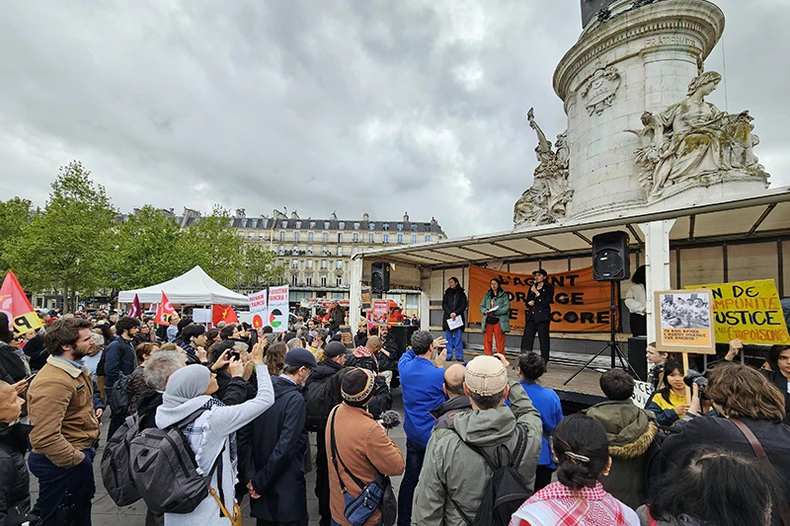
[249,289,268,329]
[654,289,716,354]
[267,285,289,333]
[0,271,44,337]
[468,265,614,333]
[686,279,790,345]
[631,381,654,408]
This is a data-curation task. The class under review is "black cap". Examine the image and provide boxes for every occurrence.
[324,341,348,358]
[284,348,317,369]
[533,269,548,277]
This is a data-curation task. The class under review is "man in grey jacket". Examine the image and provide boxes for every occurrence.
[414,354,542,525]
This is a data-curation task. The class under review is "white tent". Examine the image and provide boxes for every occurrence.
[117,266,249,306]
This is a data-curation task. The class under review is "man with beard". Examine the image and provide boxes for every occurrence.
[27,317,101,526]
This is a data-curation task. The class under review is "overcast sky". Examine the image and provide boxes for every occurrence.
[1,0,787,238]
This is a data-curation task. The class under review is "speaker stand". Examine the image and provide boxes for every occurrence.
[564,281,641,386]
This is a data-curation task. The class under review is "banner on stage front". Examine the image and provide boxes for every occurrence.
[654,289,716,354]
[249,289,268,329]
[0,271,44,337]
[686,279,790,345]
[468,265,614,333]
[267,285,289,333]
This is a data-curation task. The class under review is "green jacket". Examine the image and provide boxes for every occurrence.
[479,289,511,333]
[584,400,658,510]
[414,380,542,526]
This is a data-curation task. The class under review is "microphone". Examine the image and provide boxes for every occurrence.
[378,410,402,429]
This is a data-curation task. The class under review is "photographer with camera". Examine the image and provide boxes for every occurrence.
[661,363,790,521]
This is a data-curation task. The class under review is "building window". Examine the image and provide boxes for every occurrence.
[259,233,265,240]
[321,275,327,287]
[338,233,343,243]
[353,222,360,230]
[337,246,343,256]
[306,260,314,269]
[251,219,258,228]
[397,234,403,244]
[294,232,299,242]
[369,234,375,243]
[352,247,358,255]
[278,245,285,255]
[279,232,285,241]
[411,224,418,231]
[248,233,254,240]
[306,276,312,286]
[411,234,417,243]
[241,219,247,228]
[353,233,359,243]
[321,260,327,269]
[309,221,316,229]
[383,234,389,243]
[324,221,330,229]
[382,223,390,230]
[307,245,313,255]
[292,245,299,254]
[336,277,343,286]
[238,232,245,238]
[322,246,328,256]
[281,221,288,228]
[295,221,302,229]
[308,232,314,242]
[336,260,343,270]
[369,223,375,230]
[292,260,299,269]
[397,224,403,231]
[338,222,345,229]
[323,232,329,242]
[292,274,298,286]
[426,235,431,242]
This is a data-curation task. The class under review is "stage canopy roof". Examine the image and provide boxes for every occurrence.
[356,186,790,268]
[118,266,249,305]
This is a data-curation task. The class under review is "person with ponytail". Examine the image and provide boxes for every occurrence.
[510,414,639,526]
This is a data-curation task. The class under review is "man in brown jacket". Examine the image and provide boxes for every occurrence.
[27,317,100,526]
[326,368,405,526]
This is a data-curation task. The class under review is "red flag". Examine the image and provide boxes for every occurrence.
[155,291,177,325]
[212,304,239,325]
[128,294,142,319]
[0,271,44,337]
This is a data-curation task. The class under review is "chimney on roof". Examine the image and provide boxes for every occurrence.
[431,217,438,224]
[403,212,410,223]
[331,211,338,220]
[235,208,246,218]
[291,211,299,219]
[363,213,370,221]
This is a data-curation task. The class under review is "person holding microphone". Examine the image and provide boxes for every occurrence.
[520,269,554,364]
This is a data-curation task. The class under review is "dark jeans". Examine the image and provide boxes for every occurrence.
[397,439,426,526]
[315,427,331,526]
[521,320,551,363]
[535,465,555,492]
[630,313,647,337]
[28,448,96,526]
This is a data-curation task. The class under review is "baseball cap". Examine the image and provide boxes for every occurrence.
[465,356,508,396]
[324,341,348,358]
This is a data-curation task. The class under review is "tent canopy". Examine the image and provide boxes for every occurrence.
[118,266,249,306]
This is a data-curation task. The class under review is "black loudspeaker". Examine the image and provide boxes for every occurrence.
[627,337,648,381]
[371,262,390,293]
[592,231,630,281]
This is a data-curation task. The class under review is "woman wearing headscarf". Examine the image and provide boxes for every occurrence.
[155,342,274,526]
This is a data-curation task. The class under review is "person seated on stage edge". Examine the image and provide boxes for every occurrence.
[645,360,689,426]
[479,278,510,356]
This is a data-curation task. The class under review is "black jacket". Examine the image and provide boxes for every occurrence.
[303,360,345,429]
[0,344,26,386]
[662,416,790,505]
[0,422,33,526]
[762,370,790,424]
[104,336,136,388]
[354,331,368,348]
[248,376,308,523]
[22,333,47,372]
[214,370,256,406]
[442,287,469,331]
[429,396,472,430]
[328,306,345,331]
[525,282,555,324]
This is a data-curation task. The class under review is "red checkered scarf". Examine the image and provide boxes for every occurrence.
[509,481,639,526]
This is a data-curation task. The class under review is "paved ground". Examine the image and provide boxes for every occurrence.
[30,392,408,526]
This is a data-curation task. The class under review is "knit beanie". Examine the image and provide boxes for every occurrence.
[161,364,211,408]
[341,368,376,408]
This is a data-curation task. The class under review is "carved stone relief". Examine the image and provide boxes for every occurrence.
[581,66,621,116]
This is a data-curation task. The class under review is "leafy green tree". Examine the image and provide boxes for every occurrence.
[6,161,116,311]
[178,206,243,288]
[240,244,285,289]
[0,197,34,275]
[112,205,185,290]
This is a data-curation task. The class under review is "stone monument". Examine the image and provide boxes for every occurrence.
[512,0,771,228]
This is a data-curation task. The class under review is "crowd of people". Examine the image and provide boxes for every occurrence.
[0,305,789,526]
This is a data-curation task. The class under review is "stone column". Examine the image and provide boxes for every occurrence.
[348,255,363,329]
[554,0,725,220]
[639,219,676,342]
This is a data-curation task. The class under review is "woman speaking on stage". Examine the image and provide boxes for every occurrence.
[520,269,554,364]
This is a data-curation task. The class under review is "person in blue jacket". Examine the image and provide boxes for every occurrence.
[517,352,562,491]
[103,315,139,439]
[397,330,447,526]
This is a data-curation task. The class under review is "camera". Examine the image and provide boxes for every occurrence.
[684,369,708,398]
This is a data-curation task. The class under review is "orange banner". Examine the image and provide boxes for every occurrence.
[468,265,616,333]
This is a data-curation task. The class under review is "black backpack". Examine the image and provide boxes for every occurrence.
[101,414,142,506]
[304,377,336,432]
[109,372,131,413]
[451,425,531,526]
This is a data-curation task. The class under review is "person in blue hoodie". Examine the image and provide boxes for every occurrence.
[517,352,563,491]
[397,330,447,526]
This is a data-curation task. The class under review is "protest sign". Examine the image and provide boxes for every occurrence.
[687,279,790,345]
[268,285,289,333]
[468,265,614,333]
[249,289,268,329]
[654,289,716,354]
[372,300,390,325]
[0,271,44,337]
[631,381,654,408]
[191,308,211,324]
[155,291,177,325]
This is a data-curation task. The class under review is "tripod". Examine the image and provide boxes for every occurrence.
[564,281,641,386]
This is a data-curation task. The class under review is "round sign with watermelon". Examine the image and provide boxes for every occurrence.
[269,308,283,328]
[252,314,264,329]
